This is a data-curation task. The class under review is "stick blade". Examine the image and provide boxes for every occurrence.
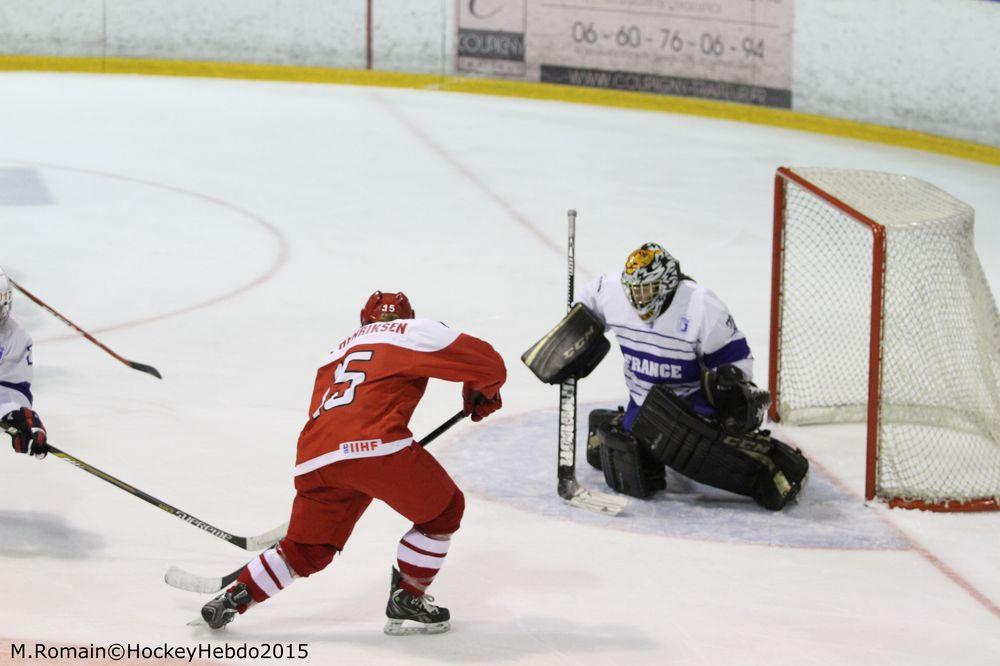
[164,565,242,594]
[244,522,288,551]
[568,487,628,516]
[165,566,226,594]
[128,360,163,379]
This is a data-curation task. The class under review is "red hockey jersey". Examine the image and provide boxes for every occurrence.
[294,318,506,475]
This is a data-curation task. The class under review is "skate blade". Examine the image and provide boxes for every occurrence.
[383,618,450,636]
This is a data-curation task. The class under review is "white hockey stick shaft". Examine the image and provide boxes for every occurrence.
[566,209,576,312]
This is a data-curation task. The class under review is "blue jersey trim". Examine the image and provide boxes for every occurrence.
[623,399,641,430]
[702,338,752,369]
[0,380,33,405]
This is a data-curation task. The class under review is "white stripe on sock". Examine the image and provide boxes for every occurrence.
[397,542,445,570]
[264,549,294,588]
[248,555,281,598]
[401,528,451,555]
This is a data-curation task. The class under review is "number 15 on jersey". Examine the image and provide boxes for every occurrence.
[312,350,373,418]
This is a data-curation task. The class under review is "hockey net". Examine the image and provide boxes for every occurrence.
[768,167,1000,511]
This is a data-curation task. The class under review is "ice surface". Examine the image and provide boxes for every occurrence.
[439,404,908,550]
[0,72,997,664]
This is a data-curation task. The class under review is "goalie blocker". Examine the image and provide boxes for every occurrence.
[521,303,610,384]
[631,385,808,511]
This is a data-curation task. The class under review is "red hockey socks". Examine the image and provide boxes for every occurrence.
[237,545,298,609]
[235,539,338,611]
[396,528,452,596]
[395,488,465,596]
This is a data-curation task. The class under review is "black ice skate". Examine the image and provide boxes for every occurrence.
[384,567,450,635]
[200,582,252,630]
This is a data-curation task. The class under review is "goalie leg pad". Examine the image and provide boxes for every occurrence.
[750,435,809,511]
[632,386,807,510]
[597,423,665,499]
[631,386,760,496]
[586,407,623,470]
[521,303,611,384]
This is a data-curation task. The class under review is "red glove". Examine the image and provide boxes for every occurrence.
[2,407,48,459]
[463,384,502,422]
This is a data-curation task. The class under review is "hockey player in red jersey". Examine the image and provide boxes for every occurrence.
[201,291,506,635]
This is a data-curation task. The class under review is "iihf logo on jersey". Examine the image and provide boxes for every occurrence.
[0,345,5,361]
[679,317,690,332]
[341,439,382,455]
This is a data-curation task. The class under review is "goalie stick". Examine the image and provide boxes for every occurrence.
[165,409,470,594]
[38,443,286,550]
[557,210,627,516]
[10,278,162,379]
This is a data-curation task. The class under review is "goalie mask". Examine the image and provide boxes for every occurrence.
[621,243,680,321]
[0,267,11,326]
[360,290,415,325]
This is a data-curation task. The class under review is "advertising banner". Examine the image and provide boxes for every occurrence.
[457,0,528,77]
[457,0,794,108]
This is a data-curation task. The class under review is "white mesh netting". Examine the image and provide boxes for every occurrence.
[776,168,1000,505]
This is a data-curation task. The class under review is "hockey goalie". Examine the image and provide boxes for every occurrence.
[524,243,808,511]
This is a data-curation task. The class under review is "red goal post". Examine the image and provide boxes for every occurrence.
[768,167,1000,512]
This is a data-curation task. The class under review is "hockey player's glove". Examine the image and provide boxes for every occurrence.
[702,364,770,436]
[462,385,502,422]
[2,407,48,459]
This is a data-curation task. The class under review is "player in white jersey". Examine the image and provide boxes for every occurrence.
[524,243,807,510]
[577,243,754,431]
[0,267,48,459]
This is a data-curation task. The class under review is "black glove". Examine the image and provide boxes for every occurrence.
[702,365,770,435]
[2,407,48,459]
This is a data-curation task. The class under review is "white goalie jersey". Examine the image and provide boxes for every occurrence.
[0,318,34,416]
[576,271,753,429]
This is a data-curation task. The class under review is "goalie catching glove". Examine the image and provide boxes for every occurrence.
[2,407,48,459]
[521,303,610,384]
[701,364,770,435]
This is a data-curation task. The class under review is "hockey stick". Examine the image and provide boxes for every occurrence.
[417,409,468,447]
[39,443,286,550]
[165,409,470,594]
[557,210,627,516]
[10,278,162,379]
[166,562,244,595]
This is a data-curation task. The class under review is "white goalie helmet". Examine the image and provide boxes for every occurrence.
[620,242,680,321]
[0,266,11,326]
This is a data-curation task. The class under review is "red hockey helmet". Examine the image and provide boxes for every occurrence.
[360,291,415,325]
